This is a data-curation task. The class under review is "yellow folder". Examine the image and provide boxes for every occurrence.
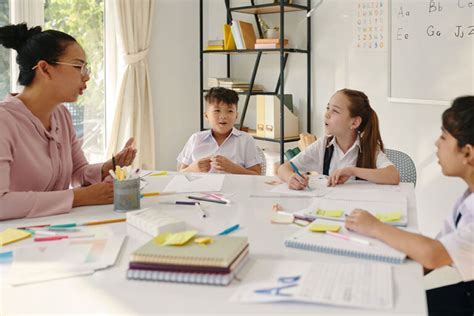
[224,24,236,50]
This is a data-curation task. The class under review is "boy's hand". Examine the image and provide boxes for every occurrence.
[288,173,309,190]
[345,209,382,238]
[328,167,354,186]
[191,157,212,172]
[211,155,238,173]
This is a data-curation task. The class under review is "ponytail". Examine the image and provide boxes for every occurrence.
[0,23,76,86]
[338,88,384,169]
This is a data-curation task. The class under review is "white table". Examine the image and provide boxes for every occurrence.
[0,174,427,315]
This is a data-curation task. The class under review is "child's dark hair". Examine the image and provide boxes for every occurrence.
[442,96,474,147]
[0,23,77,86]
[338,88,384,169]
[205,87,239,107]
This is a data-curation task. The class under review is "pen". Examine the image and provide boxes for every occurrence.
[47,227,81,232]
[83,218,126,226]
[24,229,58,236]
[159,201,199,206]
[34,234,95,242]
[141,192,162,197]
[325,231,370,246]
[195,203,208,218]
[217,224,240,236]
[188,195,227,204]
[17,224,50,230]
[289,162,311,190]
[206,193,231,204]
[112,155,116,172]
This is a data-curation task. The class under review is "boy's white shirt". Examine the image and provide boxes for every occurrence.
[177,128,263,171]
[437,189,474,282]
[291,135,393,175]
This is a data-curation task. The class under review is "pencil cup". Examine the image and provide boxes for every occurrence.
[113,178,140,212]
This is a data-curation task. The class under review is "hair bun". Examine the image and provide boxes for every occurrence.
[0,23,42,51]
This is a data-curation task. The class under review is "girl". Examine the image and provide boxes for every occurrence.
[0,23,136,220]
[345,96,473,315]
[278,88,400,189]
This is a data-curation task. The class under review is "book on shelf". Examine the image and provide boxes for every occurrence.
[223,24,236,50]
[256,38,289,44]
[206,45,224,51]
[208,39,224,46]
[231,21,244,49]
[254,43,288,49]
[237,20,257,49]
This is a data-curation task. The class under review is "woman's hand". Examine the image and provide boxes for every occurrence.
[328,167,354,186]
[345,209,383,238]
[102,138,137,179]
[72,182,114,207]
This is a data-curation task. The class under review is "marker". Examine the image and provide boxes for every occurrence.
[47,227,81,232]
[325,231,370,246]
[34,234,95,242]
[188,195,227,204]
[159,201,199,206]
[217,224,240,236]
[289,162,311,190]
[196,203,208,218]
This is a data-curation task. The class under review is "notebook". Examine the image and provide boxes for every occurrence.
[127,251,249,286]
[284,220,406,264]
[126,208,186,236]
[130,235,248,267]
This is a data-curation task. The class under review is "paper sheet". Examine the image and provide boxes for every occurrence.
[270,176,333,197]
[231,259,393,310]
[163,174,225,193]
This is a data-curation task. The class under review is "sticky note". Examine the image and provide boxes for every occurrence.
[316,208,344,218]
[154,231,198,246]
[376,212,402,222]
[151,171,168,176]
[0,228,32,246]
[309,223,341,232]
[271,211,294,224]
[194,237,212,245]
[293,219,311,227]
[0,251,13,263]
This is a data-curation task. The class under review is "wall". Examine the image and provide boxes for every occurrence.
[149,0,468,238]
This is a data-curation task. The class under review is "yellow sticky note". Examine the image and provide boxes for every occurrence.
[194,237,213,245]
[0,228,31,246]
[309,223,341,233]
[376,212,402,222]
[316,208,344,218]
[154,232,172,246]
[155,230,197,246]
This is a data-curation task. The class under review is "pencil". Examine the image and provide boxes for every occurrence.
[141,192,162,197]
[83,218,126,226]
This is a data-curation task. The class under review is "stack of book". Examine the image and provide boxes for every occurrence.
[231,20,257,49]
[127,235,249,286]
[208,77,264,93]
[255,38,289,49]
[207,39,224,51]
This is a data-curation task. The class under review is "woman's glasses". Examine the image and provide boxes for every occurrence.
[32,61,91,77]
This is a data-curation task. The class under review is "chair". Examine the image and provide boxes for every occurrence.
[385,149,417,186]
[256,146,267,175]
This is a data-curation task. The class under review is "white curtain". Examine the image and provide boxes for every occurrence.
[107,0,156,170]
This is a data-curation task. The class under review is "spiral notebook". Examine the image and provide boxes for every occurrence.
[130,235,248,267]
[284,220,406,264]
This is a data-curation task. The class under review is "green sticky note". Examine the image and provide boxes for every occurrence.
[376,212,402,222]
[309,223,341,232]
[316,208,344,218]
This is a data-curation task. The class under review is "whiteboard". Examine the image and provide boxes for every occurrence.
[389,0,474,104]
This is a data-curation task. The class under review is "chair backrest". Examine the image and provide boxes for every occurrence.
[256,146,267,175]
[385,149,417,185]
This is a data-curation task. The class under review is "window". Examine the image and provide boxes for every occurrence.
[45,0,105,163]
[0,0,10,97]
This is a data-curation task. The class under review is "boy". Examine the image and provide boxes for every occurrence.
[177,87,263,175]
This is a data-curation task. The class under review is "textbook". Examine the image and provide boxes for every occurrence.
[126,208,186,236]
[130,235,248,267]
[284,220,406,264]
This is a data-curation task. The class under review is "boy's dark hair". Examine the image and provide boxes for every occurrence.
[442,96,474,147]
[205,87,239,107]
[0,23,77,86]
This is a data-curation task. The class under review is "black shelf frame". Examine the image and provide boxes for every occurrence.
[199,0,312,164]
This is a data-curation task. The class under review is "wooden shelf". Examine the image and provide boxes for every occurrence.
[203,48,308,54]
[230,4,308,15]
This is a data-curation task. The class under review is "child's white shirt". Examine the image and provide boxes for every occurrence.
[177,128,263,172]
[291,135,393,175]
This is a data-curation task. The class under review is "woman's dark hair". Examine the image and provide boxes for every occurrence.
[0,23,77,86]
[205,87,239,107]
[338,88,384,169]
[442,96,474,147]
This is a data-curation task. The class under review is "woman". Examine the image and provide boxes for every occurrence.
[0,23,136,220]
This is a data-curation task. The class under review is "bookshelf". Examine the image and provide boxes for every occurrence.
[199,0,312,164]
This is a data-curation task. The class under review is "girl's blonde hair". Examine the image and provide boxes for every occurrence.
[338,88,384,169]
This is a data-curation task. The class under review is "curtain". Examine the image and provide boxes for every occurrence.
[107,0,155,170]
